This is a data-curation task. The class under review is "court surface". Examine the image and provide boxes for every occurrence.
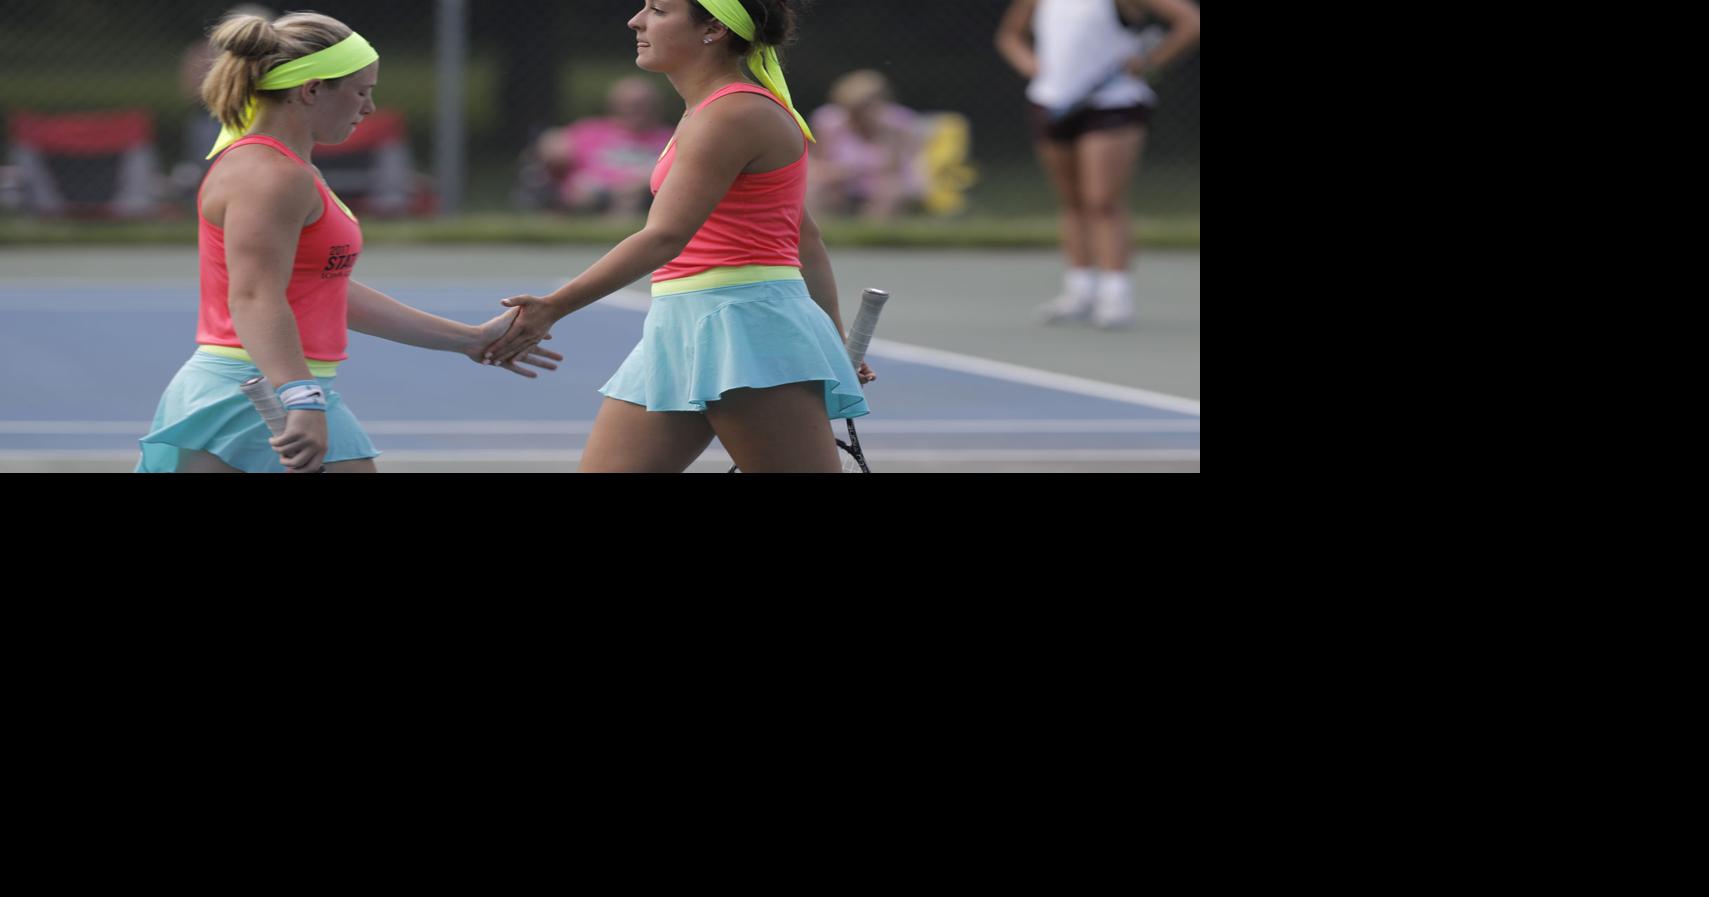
[0,245,1199,472]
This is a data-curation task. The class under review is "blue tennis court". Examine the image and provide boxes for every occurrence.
[0,249,1199,472]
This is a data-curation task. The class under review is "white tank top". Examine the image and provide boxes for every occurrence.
[1026,0,1160,112]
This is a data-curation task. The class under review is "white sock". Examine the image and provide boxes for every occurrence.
[1098,271,1132,303]
[1065,268,1098,299]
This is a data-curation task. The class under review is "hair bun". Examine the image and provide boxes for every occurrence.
[209,15,281,59]
[749,0,798,48]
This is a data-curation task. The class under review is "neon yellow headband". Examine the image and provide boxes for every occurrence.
[207,31,380,159]
[695,0,814,142]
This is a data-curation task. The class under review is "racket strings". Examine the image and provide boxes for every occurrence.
[836,439,865,474]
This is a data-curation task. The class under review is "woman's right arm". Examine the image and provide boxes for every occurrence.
[220,156,327,471]
[996,0,1040,80]
[222,158,317,386]
[481,98,770,365]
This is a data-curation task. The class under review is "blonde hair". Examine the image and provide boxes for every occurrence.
[201,11,353,131]
[829,70,892,110]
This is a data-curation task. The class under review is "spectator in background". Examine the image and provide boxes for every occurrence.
[807,70,924,220]
[528,76,674,215]
[997,0,1200,330]
[173,4,276,198]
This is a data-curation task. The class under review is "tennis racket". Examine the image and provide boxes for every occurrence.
[241,374,325,474]
[728,287,889,473]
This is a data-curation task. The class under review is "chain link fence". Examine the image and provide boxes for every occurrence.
[1,0,1199,223]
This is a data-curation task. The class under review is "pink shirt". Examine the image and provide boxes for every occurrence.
[808,102,925,198]
[560,118,674,203]
[196,135,360,362]
[649,84,808,283]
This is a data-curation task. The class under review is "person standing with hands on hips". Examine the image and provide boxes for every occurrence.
[997,0,1200,330]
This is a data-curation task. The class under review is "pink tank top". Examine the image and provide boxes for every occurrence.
[196,135,362,362]
[650,83,808,283]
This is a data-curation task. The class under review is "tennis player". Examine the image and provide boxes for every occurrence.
[481,0,876,473]
[137,10,561,474]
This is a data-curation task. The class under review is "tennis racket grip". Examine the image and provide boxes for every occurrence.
[846,288,890,366]
[241,374,329,473]
[240,375,290,437]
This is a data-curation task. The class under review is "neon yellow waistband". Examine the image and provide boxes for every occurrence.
[198,345,342,378]
[652,265,803,297]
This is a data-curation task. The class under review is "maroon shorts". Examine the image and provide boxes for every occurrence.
[1028,102,1153,144]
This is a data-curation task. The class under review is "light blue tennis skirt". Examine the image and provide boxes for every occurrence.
[135,350,381,473]
[599,277,871,418]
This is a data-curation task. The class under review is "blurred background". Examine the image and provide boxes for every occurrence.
[0,0,1200,472]
[0,0,1198,232]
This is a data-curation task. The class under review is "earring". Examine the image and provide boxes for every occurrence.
[704,37,713,44]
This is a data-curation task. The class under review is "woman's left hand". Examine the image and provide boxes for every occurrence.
[857,361,876,385]
[468,306,564,377]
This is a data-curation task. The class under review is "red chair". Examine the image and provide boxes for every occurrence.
[8,109,162,218]
[314,109,436,217]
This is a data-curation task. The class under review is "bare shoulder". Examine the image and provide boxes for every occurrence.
[211,145,315,202]
[699,89,798,143]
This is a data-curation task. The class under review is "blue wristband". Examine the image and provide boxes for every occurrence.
[277,380,328,412]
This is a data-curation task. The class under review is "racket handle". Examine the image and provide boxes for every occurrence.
[846,288,890,367]
[240,375,291,437]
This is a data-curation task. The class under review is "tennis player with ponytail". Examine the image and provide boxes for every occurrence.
[137,10,561,473]
[481,0,876,473]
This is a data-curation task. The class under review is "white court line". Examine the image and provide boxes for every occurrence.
[0,449,1199,464]
[601,289,655,312]
[604,288,1201,414]
[858,340,1200,414]
[0,418,1199,436]
[0,422,158,434]
[852,419,1199,433]
[611,289,1198,414]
